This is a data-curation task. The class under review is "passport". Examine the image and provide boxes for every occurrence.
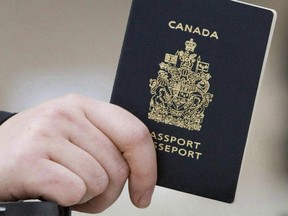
[110,0,276,203]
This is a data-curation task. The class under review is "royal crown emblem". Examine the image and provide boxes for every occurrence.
[148,38,214,131]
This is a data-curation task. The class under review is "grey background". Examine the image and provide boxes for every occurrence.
[0,0,287,215]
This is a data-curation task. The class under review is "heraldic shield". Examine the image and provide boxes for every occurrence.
[148,38,214,131]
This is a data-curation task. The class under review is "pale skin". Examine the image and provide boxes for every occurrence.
[0,94,157,213]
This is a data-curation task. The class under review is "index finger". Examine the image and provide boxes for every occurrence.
[79,96,157,208]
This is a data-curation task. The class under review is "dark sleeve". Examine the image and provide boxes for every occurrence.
[0,111,16,125]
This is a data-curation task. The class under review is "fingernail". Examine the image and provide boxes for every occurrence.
[137,188,154,208]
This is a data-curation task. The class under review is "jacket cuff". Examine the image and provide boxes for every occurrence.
[0,111,16,125]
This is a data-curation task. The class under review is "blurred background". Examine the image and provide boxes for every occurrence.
[0,0,287,215]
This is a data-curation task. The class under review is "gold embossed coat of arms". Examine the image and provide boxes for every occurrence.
[148,38,213,131]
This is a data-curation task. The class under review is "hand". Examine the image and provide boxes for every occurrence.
[0,94,157,213]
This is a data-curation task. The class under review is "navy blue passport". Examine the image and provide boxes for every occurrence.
[110,0,276,203]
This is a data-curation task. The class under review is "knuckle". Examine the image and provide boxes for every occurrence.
[61,190,86,207]
[38,94,86,124]
[45,104,74,123]
[90,174,109,195]
[27,120,49,139]
[129,123,151,145]
[57,178,87,206]
[30,169,87,207]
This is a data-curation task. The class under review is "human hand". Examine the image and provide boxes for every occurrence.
[0,94,157,213]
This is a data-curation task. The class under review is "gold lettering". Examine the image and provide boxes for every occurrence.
[194,142,201,150]
[168,20,176,29]
[165,144,171,153]
[175,23,184,31]
[177,138,186,146]
[154,142,158,149]
[170,136,177,143]
[210,31,219,40]
[151,132,157,140]
[188,151,194,158]
[184,24,193,33]
[193,27,201,35]
[171,146,178,153]
[158,133,163,141]
[178,148,187,156]
[195,152,202,159]
[151,131,203,160]
[151,131,201,149]
[164,134,170,142]
[202,29,210,37]
[187,140,194,148]
[158,143,164,151]
[168,20,219,40]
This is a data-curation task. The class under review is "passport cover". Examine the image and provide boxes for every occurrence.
[110,0,276,203]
